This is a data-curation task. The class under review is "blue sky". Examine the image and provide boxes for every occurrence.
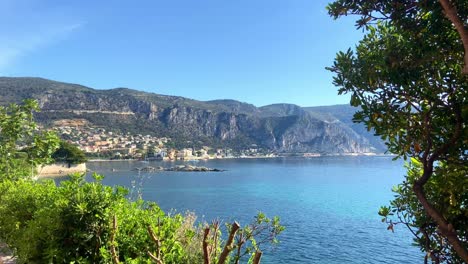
[0,0,363,107]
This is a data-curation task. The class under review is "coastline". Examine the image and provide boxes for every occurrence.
[36,163,87,178]
[88,159,138,162]
[87,152,393,162]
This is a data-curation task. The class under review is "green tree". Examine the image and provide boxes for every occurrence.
[52,141,87,166]
[327,0,468,262]
[0,99,60,181]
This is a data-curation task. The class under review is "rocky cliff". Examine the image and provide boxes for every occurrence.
[0,77,385,153]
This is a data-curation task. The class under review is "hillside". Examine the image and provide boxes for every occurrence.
[0,77,386,153]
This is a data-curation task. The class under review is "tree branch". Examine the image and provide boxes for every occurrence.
[217,222,240,264]
[234,237,244,264]
[147,251,163,264]
[110,215,120,264]
[413,183,468,262]
[413,102,468,262]
[203,227,211,264]
[252,250,263,264]
[147,225,162,263]
[439,0,468,75]
[211,220,220,260]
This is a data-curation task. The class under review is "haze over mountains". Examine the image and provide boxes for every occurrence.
[0,77,386,153]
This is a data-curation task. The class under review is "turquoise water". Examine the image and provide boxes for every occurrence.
[86,156,422,263]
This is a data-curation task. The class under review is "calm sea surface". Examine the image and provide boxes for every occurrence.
[84,156,422,263]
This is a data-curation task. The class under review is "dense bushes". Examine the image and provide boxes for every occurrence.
[0,174,283,263]
[0,174,203,263]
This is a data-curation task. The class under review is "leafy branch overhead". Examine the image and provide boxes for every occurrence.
[327,0,468,74]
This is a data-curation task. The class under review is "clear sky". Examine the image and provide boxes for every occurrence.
[0,0,363,107]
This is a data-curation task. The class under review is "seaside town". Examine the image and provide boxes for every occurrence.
[52,122,276,161]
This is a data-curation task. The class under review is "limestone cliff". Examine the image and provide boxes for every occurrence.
[0,77,385,153]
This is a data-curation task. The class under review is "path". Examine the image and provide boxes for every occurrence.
[0,243,15,264]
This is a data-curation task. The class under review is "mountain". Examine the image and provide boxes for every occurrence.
[0,77,386,153]
[304,105,387,151]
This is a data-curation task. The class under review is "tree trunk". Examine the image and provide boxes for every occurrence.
[439,0,468,75]
[203,227,211,264]
[217,222,240,264]
[413,182,468,262]
[252,251,263,264]
[147,226,163,264]
[110,215,120,264]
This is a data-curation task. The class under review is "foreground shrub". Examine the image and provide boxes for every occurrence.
[0,174,194,263]
[0,174,283,264]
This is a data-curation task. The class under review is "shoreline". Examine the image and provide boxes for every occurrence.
[36,163,87,178]
[87,153,393,162]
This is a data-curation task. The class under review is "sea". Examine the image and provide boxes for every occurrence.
[84,156,422,263]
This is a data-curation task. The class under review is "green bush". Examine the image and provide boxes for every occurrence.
[0,174,283,264]
[0,174,202,264]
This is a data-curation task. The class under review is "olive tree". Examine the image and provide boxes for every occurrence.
[327,0,468,262]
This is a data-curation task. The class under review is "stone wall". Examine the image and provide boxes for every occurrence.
[37,163,87,177]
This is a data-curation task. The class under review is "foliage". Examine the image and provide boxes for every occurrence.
[379,159,468,263]
[231,213,285,264]
[327,0,468,262]
[0,99,60,181]
[0,174,283,263]
[52,140,87,165]
[199,213,284,264]
[0,173,180,263]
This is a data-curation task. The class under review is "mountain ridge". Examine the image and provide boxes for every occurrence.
[0,77,385,153]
